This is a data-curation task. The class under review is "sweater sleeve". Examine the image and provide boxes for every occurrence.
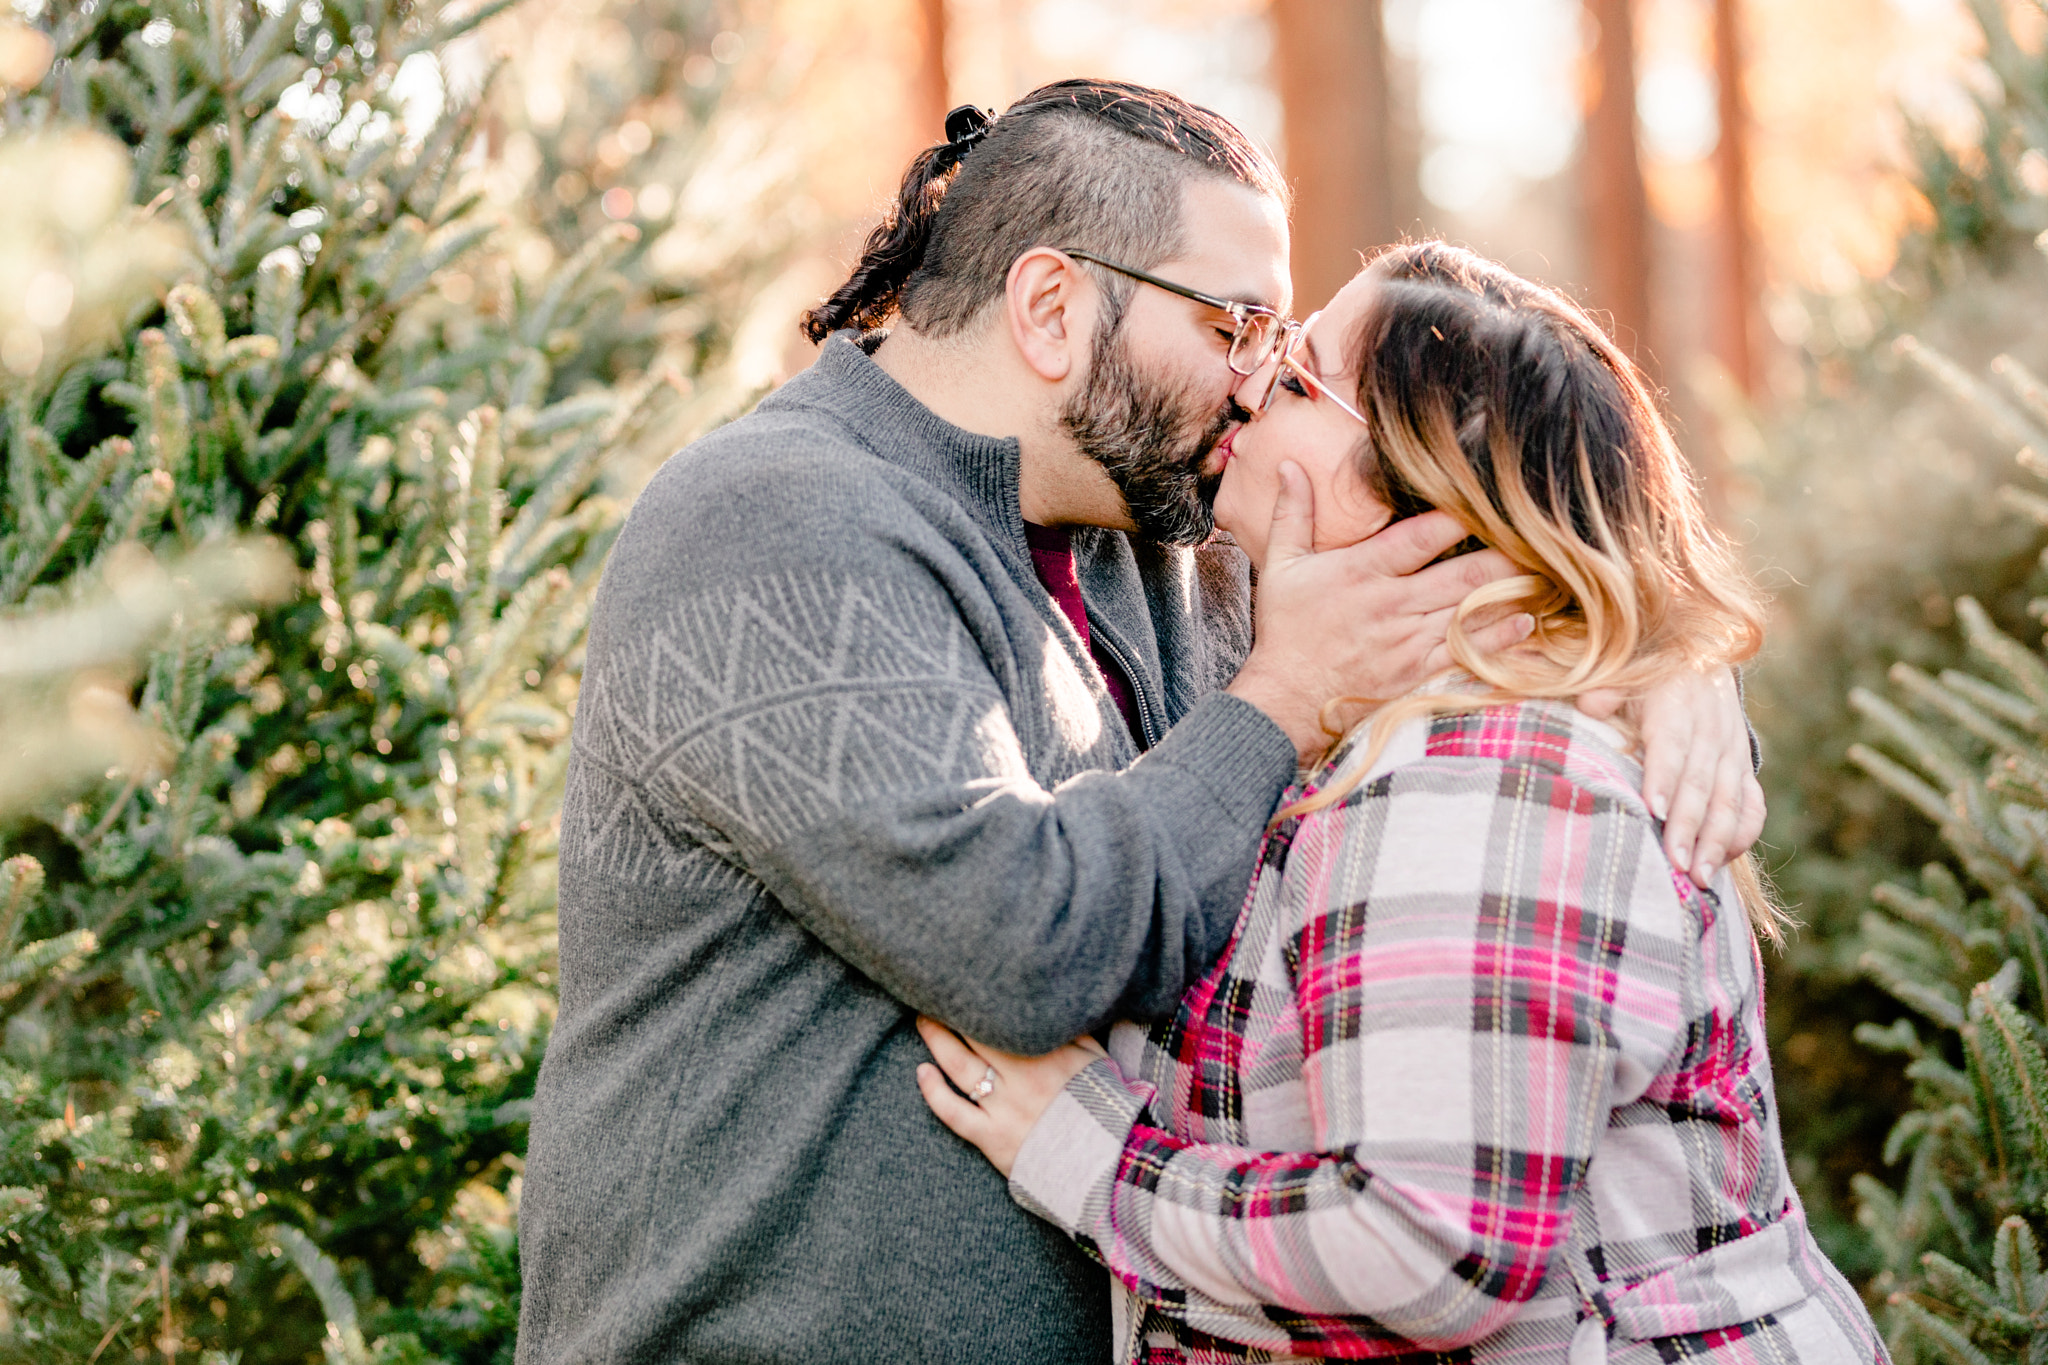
[569,437,1297,1053]
[1007,752,1692,1351]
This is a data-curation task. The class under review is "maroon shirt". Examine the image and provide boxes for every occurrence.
[1024,522,1145,747]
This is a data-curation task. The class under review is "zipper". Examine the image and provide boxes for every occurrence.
[1087,619,1160,750]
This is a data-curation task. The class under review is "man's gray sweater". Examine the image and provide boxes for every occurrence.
[515,336,1297,1364]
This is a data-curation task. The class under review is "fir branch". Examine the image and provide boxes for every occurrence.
[1993,886,2048,1020]
[1895,1294,2001,1365]
[1850,740,1963,831]
[1970,987,2048,1180]
[1874,881,1984,973]
[1993,1215,2048,1316]
[274,1226,369,1365]
[0,434,129,603]
[1941,669,2048,737]
[1961,597,2048,710]
[1895,662,2036,755]
[1995,355,2048,434]
[1853,688,1980,797]
[1898,335,2048,466]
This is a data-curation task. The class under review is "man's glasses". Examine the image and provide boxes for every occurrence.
[1060,247,1287,377]
[1059,247,1366,427]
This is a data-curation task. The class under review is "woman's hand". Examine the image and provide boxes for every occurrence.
[915,1017,1105,1178]
[1581,666,1765,887]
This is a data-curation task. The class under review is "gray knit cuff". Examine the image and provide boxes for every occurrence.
[1136,690,1297,843]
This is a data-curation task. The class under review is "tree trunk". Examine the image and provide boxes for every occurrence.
[1271,0,1397,311]
[1712,0,1759,395]
[912,0,950,139]
[1581,0,1654,369]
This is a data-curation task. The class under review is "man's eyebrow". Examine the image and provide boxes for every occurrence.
[1198,289,1279,315]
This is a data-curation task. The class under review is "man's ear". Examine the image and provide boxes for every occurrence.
[1004,247,1094,384]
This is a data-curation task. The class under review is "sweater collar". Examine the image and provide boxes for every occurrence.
[767,332,1187,735]
[775,333,1029,556]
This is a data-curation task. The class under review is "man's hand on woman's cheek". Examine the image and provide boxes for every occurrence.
[1226,463,1534,763]
[1581,667,1764,887]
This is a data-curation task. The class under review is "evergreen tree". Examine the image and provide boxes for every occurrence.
[1740,0,2048,1270]
[0,1,785,1359]
[1830,162,2048,1365]
[1843,323,2048,1361]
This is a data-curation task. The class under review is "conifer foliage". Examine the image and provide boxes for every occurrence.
[0,1,774,1359]
[1899,0,2048,263]
[1740,0,2048,1280]
[1835,4,2048,1350]
[1845,270,2048,1362]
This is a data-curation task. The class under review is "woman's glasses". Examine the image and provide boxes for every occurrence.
[1241,315,1369,426]
[1059,248,1366,427]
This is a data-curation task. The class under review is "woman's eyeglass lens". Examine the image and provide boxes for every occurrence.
[1239,321,1305,413]
[1240,317,1369,426]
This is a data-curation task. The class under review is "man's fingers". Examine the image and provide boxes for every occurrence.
[1631,665,1756,882]
[1416,606,1534,677]
[1395,546,1519,612]
[1459,597,1522,634]
[1414,605,1457,679]
[1329,510,1473,578]
[1660,753,1712,880]
[1462,609,1535,658]
[1639,704,1695,826]
[1262,461,1316,568]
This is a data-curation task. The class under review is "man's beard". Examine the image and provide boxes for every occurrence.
[1059,310,1234,548]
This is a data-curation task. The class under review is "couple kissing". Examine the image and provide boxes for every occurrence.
[514,78,1884,1365]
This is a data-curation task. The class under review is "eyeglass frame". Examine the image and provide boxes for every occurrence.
[1057,247,1367,427]
[1059,247,1285,377]
[1242,313,1370,427]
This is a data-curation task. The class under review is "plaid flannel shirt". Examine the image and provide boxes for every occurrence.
[1009,699,1885,1364]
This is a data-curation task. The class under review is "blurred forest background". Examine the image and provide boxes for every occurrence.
[2,0,2048,1360]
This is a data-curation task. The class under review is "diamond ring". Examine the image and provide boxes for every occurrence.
[972,1065,996,1100]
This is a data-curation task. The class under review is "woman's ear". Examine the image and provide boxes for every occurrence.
[1004,248,1092,384]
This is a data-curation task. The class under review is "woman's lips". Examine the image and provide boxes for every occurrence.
[1212,428,1238,470]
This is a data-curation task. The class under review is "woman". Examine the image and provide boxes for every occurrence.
[915,242,1886,1364]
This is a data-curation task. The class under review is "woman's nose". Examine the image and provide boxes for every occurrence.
[1232,356,1278,419]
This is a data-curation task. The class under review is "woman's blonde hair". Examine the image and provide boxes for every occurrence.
[1282,242,1783,937]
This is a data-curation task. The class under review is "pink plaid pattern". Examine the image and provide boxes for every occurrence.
[1007,700,1885,1365]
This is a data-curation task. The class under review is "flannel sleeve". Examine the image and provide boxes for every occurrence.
[1007,753,1691,1351]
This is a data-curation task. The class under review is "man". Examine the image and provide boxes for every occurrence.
[517,80,1758,1364]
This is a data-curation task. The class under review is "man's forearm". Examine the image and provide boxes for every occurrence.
[729,690,1296,1053]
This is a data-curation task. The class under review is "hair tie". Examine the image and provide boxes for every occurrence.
[943,104,995,156]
